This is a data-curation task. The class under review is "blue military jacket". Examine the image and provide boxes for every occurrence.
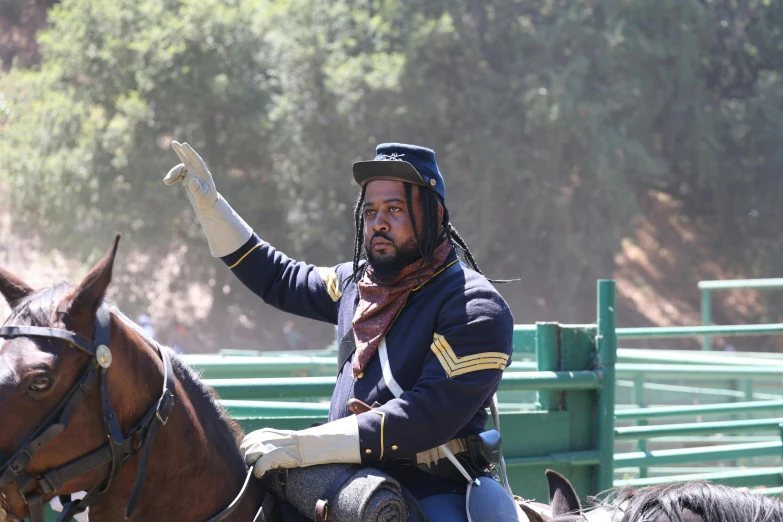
[222,234,514,496]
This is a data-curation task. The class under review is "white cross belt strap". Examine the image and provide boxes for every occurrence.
[377,337,477,485]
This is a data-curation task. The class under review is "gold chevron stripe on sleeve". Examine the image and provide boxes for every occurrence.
[317,267,343,302]
[430,333,509,378]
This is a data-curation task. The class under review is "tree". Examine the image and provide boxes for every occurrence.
[3,0,783,350]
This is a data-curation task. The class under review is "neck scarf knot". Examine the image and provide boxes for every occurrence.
[351,240,454,377]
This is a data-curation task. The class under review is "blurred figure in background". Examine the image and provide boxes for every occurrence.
[283,319,305,351]
[163,321,188,354]
[136,313,155,339]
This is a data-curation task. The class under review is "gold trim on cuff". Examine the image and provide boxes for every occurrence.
[228,242,264,269]
[370,410,386,460]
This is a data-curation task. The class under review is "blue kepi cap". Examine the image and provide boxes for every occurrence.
[353,143,446,200]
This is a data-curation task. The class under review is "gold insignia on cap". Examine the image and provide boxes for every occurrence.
[317,267,343,302]
[430,334,509,378]
[429,179,436,186]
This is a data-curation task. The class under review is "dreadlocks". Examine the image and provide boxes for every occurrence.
[351,183,515,283]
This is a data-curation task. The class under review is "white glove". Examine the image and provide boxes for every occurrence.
[163,141,253,257]
[240,416,362,478]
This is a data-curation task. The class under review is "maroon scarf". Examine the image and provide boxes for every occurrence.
[351,240,454,377]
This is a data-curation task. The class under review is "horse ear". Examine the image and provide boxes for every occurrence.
[63,234,121,332]
[518,502,548,522]
[546,469,582,516]
[0,267,34,308]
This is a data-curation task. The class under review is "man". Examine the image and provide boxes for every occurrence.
[163,141,514,521]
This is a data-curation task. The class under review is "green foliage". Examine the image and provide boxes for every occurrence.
[2,0,783,348]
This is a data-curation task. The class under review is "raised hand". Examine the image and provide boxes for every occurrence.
[163,141,218,211]
[161,140,253,257]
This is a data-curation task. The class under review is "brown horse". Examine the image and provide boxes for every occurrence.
[0,235,278,521]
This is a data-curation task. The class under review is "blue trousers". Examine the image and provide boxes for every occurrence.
[409,494,468,522]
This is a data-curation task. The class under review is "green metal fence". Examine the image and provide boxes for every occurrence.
[698,277,783,350]
[44,277,783,519]
[181,291,783,495]
[201,280,620,503]
[611,311,783,491]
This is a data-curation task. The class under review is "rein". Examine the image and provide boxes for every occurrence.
[0,307,270,522]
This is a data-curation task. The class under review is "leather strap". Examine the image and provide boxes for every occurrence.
[0,306,269,522]
[124,346,176,518]
[314,466,360,522]
[26,493,45,522]
[0,362,99,492]
[253,491,276,522]
[400,485,429,522]
[57,481,105,522]
[346,398,373,415]
[0,326,96,357]
[38,445,112,495]
[203,467,256,522]
[415,438,468,465]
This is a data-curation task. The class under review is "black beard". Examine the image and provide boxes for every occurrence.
[364,235,422,284]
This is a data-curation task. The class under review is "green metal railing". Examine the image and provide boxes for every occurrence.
[698,278,783,350]
[618,323,783,340]
[616,400,783,421]
[177,278,783,496]
[206,280,619,500]
[184,328,783,380]
[205,369,604,401]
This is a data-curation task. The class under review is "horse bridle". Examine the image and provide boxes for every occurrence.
[0,306,271,522]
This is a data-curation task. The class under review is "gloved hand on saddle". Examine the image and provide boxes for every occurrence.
[240,416,362,478]
[162,141,253,257]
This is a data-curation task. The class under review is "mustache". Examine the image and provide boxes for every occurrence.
[370,232,393,243]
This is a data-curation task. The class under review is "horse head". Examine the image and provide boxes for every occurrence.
[0,236,270,521]
[0,236,130,520]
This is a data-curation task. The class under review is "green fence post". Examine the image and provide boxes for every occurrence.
[701,289,712,351]
[743,381,754,401]
[536,322,560,411]
[596,280,617,493]
[633,375,649,479]
[779,423,783,462]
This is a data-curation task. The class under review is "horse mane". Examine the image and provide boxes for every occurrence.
[3,280,71,327]
[111,308,247,449]
[3,281,245,452]
[578,481,783,522]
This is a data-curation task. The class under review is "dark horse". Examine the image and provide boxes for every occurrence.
[518,470,783,522]
[0,235,279,521]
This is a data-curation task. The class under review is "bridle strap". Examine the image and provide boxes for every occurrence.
[0,361,100,492]
[0,305,178,522]
[0,307,269,522]
[123,346,176,518]
[27,493,45,522]
[203,467,277,522]
[0,326,97,357]
[205,467,254,522]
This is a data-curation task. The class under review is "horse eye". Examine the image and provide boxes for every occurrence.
[30,376,52,392]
